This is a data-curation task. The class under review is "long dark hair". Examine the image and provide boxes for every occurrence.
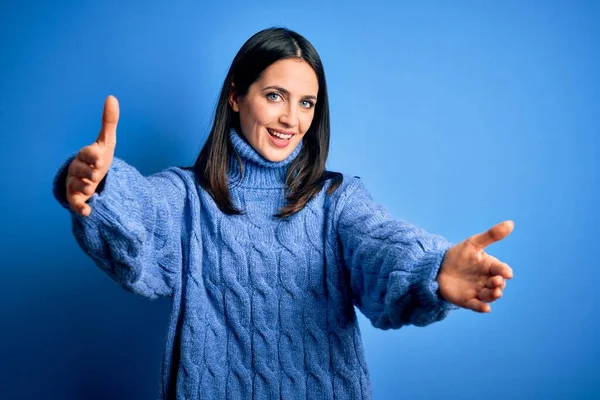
[192,27,342,218]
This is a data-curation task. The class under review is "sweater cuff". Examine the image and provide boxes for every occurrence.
[418,247,461,313]
[52,154,77,210]
[81,159,142,240]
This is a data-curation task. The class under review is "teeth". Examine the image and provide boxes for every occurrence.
[268,129,292,140]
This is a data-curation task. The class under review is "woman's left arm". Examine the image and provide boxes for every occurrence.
[337,178,459,330]
[337,178,514,330]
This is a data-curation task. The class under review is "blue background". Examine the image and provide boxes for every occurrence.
[1,1,598,399]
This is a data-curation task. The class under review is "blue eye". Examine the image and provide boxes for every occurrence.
[301,100,315,109]
[267,92,281,101]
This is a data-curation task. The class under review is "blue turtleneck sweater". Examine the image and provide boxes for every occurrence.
[52,128,458,399]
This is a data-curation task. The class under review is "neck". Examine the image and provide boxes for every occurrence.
[227,128,302,189]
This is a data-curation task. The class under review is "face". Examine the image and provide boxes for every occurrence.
[229,58,319,162]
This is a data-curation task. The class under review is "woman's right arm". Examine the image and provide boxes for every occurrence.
[52,96,185,299]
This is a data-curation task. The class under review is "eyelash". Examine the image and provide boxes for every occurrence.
[266,92,315,109]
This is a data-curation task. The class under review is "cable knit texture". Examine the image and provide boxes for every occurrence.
[52,128,459,399]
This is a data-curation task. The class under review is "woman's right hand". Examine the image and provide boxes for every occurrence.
[66,95,120,217]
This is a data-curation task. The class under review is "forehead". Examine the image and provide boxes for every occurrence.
[257,58,318,94]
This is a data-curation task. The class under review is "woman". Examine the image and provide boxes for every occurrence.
[53,27,514,400]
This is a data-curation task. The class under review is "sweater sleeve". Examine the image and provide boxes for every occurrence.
[337,178,459,330]
[52,155,186,300]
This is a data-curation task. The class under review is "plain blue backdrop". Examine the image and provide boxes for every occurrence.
[1,1,598,399]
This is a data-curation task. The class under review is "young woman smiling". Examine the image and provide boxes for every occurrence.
[53,27,514,400]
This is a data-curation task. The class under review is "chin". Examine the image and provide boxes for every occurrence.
[261,149,291,162]
[260,140,301,162]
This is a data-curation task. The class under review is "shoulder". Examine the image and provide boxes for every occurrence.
[322,171,366,208]
[324,171,364,196]
[160,165,197,188]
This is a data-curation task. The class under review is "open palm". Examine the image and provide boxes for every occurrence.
[438,220,515,313]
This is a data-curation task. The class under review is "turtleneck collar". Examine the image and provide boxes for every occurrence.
[227,127,302,189]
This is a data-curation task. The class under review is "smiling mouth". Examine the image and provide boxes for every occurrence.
[267,128,294,140]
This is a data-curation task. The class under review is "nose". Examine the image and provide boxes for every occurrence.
[278,102,298,128]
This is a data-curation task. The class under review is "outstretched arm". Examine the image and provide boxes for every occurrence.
[52,96,186,299]
[337,179,459,330]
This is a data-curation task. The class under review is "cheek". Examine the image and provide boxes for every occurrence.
[248,101,279,126]
[299,112,315,134]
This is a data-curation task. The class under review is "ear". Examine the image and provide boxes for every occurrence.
[229,83,240,112]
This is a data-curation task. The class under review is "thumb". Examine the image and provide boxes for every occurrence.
[468,220,514,250]
[96,95,119,148]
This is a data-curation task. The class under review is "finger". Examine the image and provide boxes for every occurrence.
[96,95,119,148]
[466,298,491,313]
[68,158,103,182]
[481,253,514,280]
[78,144,104,169]
[67,175,96,197]
[478,287,502,303]
[489,277,507,290]
[487,275,505,289]
[490,262,513,279]
[69,192,92,217]
[468,220,514,250]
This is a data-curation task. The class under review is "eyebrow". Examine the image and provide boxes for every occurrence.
[262,85,317,101]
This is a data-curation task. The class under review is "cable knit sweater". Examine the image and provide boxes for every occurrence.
[52,128,459,400]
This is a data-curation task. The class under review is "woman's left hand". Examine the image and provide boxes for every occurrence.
[437,220,515,313]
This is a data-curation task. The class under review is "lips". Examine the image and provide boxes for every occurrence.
[267,128,295,139]
[266,128,296,148]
